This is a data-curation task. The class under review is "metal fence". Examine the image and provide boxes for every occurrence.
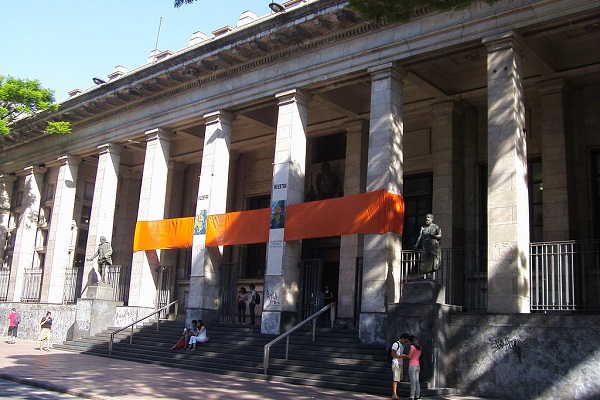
[399,241,600,313]
[400,248,487,311]
[530,240,600,312]
[63,268,80,304]
[0,268,10,301]
[21,269,43,302]
[106,265,131,303]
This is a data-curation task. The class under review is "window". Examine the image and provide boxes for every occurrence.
[312,132,346,163]
[241,195,270,278]
[80,205,91,225]
[402,175,432,249]
[84,181,95,201]
[592,151,600,239]
[528,160,543,242]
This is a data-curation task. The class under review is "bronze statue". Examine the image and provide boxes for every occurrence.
[87,236,113,283]
[316,162,342,199]
[413,214,442,277]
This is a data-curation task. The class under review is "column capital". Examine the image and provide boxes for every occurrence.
[144,127,174,142]
[275,88,312,107]
[368,62,407,82]
[57,154,82,166]
[23,165,46,176]
[536,78,572,96]
[344,119,369,135]
[203,110,235,125]
[483,31,526,55]
[97,143,123,156]
[0,174,17,184]
[119,167,142,181]
[430,100,467,117]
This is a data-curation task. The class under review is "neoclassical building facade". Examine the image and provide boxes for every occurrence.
[1,1,600,395]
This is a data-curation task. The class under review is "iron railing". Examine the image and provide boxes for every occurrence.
[399,241,600,313]
[21,269,43,302]
[263,302,336,375]
[106,265,131,303]
[109,300,178,355]
[530,240,600,312]
[62,267,80,303]
[0,268,10,301]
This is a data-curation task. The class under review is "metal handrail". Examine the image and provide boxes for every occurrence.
[263,302,336,375]
[109,300,178,355]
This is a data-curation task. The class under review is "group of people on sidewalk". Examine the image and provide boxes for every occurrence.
[6,308,53,351]
[390,333,422,400]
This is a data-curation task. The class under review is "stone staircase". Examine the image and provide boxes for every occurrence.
[55,320,456,398]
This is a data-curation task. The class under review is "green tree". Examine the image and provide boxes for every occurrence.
[0,75,71,136]
[173,0,196,7]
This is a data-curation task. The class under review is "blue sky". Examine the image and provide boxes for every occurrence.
[0,0,269,102]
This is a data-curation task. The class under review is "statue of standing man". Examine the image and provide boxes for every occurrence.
[87,236,113,283]
[413,213,442,278]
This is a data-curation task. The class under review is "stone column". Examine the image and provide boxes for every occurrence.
[431,102,465,249]
[262,89,310,334]
[483,31,530,313]
[361,63,405,344]
[0,174,16,266]
[82,144,121,296]
[339,120,368,322]
[189,111,233,323]
[8,166,46,302]
[42,155,81,303]
[129,128,173,309]
[537,79,574,241]
[161,161,186,270]
[111,168,141,267]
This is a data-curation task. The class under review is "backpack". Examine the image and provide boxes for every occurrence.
[14,314,21,325]
[386,340,401,364]
[254,291,261,305]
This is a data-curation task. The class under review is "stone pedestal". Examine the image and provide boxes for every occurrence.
[402,279,445,304]
[83,283,114,301]
[74,295,122,339]
[388,281,461,389]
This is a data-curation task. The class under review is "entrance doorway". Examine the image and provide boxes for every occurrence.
[299,237,340,321]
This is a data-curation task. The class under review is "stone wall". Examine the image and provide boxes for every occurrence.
[0,303,76,344]
[446,314,600,400]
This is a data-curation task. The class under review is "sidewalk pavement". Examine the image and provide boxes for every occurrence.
[0,339,494,400]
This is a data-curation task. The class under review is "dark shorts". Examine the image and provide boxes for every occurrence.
[8,325,18,337]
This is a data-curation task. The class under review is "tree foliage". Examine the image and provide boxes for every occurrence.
[347,0,501,24]
[173,0,197,8]
[0,76,71,136]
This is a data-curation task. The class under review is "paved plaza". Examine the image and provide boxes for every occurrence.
[0,339,499,400]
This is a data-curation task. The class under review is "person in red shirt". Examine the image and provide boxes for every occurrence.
[7,308,21,344]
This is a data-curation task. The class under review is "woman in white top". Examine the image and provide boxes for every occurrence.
[188,320,209,350]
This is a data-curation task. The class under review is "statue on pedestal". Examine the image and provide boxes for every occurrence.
[413,213,442,278]
[87,236,113,283]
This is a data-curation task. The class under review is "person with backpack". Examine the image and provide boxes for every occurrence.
[249,283,260,325]
[390,333,410,400]
[7,308,21,344]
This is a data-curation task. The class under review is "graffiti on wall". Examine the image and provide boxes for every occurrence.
[266,289,280,307]
[491,337,527,363]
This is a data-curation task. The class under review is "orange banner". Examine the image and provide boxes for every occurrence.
[205,208,271,247]
[133,217,195,252]
[133,190,404,251]
[284,190,404,241]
